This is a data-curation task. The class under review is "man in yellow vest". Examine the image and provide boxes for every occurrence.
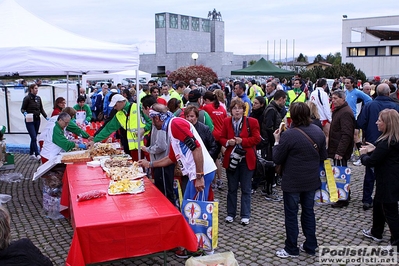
[286,78,306,127]
[93,94,145,161]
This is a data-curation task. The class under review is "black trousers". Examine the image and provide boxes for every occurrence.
[371,200,399,247]
[153,164,176,205]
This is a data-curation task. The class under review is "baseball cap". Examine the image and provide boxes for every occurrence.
[374,76,381,81]
[109,94,126,107]
[188,89,202,102]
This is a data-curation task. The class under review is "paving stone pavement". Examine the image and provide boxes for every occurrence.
[0,154,394,265]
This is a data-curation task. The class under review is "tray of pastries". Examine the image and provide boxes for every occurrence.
[61,150,91,163]
[108,178,145,195]
[90,143,123,157]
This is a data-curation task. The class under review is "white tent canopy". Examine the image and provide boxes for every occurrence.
[0,0,139,76]
[81,70,152,89]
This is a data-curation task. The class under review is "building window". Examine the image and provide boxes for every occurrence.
[181,16,189,30]
[378,47,386,56]
[202,19,210,32]
[349,48,358,56]
[169,14,178,29]
[358,48,366,56]
[155,14,165,28]
[192,17,199,31]
[392,46,399,55]
[348,47,386,57]
[367,47,376,56]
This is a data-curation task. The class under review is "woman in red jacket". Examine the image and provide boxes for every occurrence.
[219,98,260,226]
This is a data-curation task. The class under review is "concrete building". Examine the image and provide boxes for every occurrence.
[342,15,399,79]
[139,10,266,78]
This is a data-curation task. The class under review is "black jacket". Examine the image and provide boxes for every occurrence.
[193,121,218,160]
[0,238,53,266]
[20,93,47,121]
[273,124,327,193]
[361,139,399,203]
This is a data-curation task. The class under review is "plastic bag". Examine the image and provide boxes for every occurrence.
[0,194,12,205]
[185,251,239,266]
[77,190,106,202]
[0,173,24,183]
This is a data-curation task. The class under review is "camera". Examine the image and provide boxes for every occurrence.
[228,146,247,171]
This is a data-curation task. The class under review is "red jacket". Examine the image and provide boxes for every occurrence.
[219,116,261,170]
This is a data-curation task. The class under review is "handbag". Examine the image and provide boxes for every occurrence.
[315,160,351,205]
[181,192,219,251]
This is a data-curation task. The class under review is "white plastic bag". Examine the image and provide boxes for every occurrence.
[0,194,12,205]
[185,251,239,266]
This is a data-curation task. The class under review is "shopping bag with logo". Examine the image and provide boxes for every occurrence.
[182,193,218,251]
[315,160,351,205]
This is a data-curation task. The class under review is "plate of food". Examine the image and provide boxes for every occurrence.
[90,143,123,157]
[108,178,145,195]
[104,162,146,180]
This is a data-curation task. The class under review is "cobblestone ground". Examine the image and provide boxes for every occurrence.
[0,154,396,265]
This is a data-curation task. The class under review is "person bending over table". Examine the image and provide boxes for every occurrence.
[0,206,53,265]
[138,103,216,258]
[92,94,151,161]
[41,112,88,164]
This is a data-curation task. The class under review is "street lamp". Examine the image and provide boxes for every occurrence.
[191,53,198,66]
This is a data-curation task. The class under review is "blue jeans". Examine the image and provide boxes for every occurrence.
[362,166,375,204]
[25,120,40,156]
[283,190,317,255]
[184,171,215,201]
[226,158,253,219]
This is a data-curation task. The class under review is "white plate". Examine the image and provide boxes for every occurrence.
[108,179,145,195]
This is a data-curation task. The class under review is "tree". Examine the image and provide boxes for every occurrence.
[299,62,366,82]
[326,52,342,66]
[248,60,257,66]
[167,65,217,85]
[297,53,307,62]
[313,54,325,63]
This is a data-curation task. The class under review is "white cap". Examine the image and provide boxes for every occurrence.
[109,94,126,107]
[110,89,118,93]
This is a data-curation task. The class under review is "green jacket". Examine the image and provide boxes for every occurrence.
[73,104,92,122]
[52,122,76,152]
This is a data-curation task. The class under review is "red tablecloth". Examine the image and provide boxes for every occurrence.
[61,164,197,266]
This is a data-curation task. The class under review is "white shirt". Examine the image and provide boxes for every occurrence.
[310,87,332,122]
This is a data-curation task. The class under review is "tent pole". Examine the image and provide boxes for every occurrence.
[136,70,141,160]
[66,72,69,107]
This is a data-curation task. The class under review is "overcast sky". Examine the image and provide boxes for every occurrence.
[14,0,399,59]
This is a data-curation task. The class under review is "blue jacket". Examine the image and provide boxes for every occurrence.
[103,91,111,115]
[237,93,252,115]
[345,89,372,116]
[357,96,399,143]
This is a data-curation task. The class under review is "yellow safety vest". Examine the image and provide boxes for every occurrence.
[115,103,145,150]
[286,90,306,118]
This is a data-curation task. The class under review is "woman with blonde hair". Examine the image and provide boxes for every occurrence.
[0,206,53,265]
[360,109,399,252]
[213,89,227,111]
[306,101,322,129]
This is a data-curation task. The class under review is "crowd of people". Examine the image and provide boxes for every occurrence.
[11,74,399,262]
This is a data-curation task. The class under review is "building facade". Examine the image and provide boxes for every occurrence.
[342,15,399,79]
[139,10,264,78]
